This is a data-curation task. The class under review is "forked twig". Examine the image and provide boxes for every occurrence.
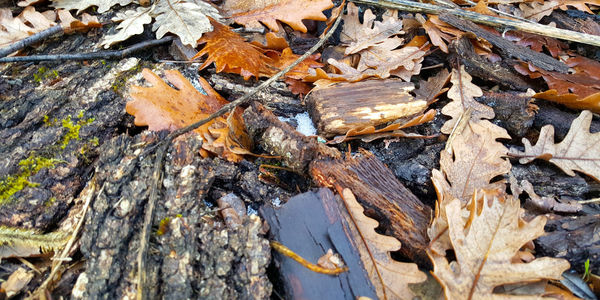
[134,5,346,300]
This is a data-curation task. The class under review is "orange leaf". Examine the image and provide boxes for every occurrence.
[264,47,323,79]
[534,90,600,113]
[193,18,271,80]
[226,0,334,33]
[127,69,248,162]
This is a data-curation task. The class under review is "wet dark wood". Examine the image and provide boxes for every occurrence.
[261,188,378,300]
[310,151,432,266]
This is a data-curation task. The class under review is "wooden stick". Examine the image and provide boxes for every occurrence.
[0,26,64,58]
[0,36,175,63]
[134,6,346,300]
[351,0,600,48]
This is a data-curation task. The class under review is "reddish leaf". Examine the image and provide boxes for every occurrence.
[193,18,271,80]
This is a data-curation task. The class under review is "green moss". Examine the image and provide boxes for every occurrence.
[156,217,171,236]
[0,113,97,204]
[33,67,59,84]
[45,197,57,207]
[110,61,148,94]
[60,112,94,150]
[0,154,59,204]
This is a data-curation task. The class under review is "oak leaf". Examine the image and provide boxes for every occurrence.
[429,190,570,300]
[514,110,600,182]
[193,18,271,80]
[340,3,404,55]
[441,66,494,134]
[51,0,135,14]
[224,0,333,33]
[0,7,54,48]
[99,7,152,48]
[439,120,512,203]
[127,69,249,162]
[341,188,426,300]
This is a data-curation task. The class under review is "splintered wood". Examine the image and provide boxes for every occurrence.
[306,79,427,137]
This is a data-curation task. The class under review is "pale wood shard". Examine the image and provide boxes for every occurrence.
[306,79,427,137]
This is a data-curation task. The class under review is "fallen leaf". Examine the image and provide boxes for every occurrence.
[225,0,334,33]
[341,188,426,300]
[1,268,34,298]
[520,179,582,213]
[56,9,100,32]
[264,47,323,79]
[98,0,222,48]
[441,66,494,134]
[533,90,600,113]
[340,2,404,55]
[193,18,271,80]
[438,120,512,203]
[504,31,567,58]
[514,110,600,182]
[127,69,249,162]
[100,7,152,49]
[51,0,136,14]
[413,68,451,103]
[151,0,220,47]
[429,190,570,300]
[0,6,55,48]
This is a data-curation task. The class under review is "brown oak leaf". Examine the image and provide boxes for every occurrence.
[224,0,333,33]
[441,66,494,134]
[341,188,426,300]
[429,190,570,300]
[514,110,600,182]
[193,18,272,80]
[127,69,249,162]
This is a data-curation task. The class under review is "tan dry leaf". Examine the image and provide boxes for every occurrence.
[151,0,221,47]
[226,0,333,33]
[0,7,55,48]
[18,0,47,6]
[429,190,570,300]
[51,0,135,14]
[341,2,404,55]
[441,66,494,134]
[439,120,512,203]
[515,110,600,182]
[100,7,152,48]
[341,188,426,300]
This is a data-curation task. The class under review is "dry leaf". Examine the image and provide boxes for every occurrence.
[438,120,512,203]
[341,188,426,300]
[264,47,323,79]
[429,190,570,300]
[533,90,600,113]
[193,18,271,80]
[100,7,152,48]
[127,69,249,162]
[99,0,222,48]
[514,110,600,182]
[56,9,100,32]
[520,180,582,213]
[151,0,220,47]
[1,268,34,298]
[0,6,55,48]
[441,66,494,134]
[340,2,404,55]
[51,0,135,14]
[413,68,451,103]
[225,0,333,33]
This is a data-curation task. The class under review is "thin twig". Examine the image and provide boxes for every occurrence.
[33,176,97,297]
[0,36,175,63]
[0,26,64,58]
[351,0,600,47]
[134,6,346,300]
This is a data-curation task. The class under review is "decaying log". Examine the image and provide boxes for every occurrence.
[449,36,531,91]
[305,80,427,138]
[244,102,432,265]
[311,152,432,265]
[440,13,568,73]
[536,214,600,274]
[261,188,378,299]
[477,91,536,137]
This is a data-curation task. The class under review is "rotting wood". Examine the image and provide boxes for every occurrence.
[311,151,432,266]
[244,102,432,266]
[439,13,567,73]
[261,188,378,299]
[350,0,600,48]
[449,36,531,91]
[306,79,427,138]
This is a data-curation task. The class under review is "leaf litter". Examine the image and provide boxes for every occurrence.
[3,0,600,298]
